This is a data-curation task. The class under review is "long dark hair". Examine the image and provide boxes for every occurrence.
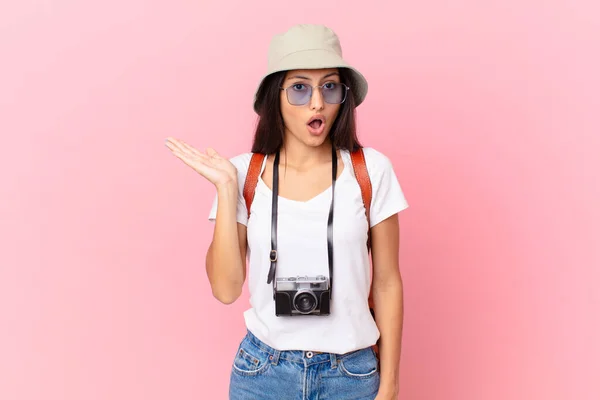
[251,68,362,154]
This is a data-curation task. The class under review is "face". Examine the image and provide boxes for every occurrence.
[280,68,344,148]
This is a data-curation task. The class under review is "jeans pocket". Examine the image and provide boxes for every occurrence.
[338,347,379,380]
[231,338,271,377]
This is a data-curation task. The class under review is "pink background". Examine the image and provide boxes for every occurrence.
[1,1,598,399]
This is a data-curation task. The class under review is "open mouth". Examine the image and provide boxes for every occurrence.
[307,115,326,135]
[309,119,323,129]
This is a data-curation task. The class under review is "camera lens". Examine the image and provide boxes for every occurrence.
[293,291,317,314]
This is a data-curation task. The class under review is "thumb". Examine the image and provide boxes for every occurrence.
[205,148,221,159]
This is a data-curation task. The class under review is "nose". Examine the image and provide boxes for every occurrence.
[309,86,324,111]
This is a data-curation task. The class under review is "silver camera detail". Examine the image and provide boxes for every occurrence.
[274,275,330,316]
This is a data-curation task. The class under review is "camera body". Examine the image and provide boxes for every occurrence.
[274,275,330,316]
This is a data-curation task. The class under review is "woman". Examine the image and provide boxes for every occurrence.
[165,24,408,400]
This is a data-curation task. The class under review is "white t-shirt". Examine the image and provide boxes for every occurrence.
[208,147,408,354]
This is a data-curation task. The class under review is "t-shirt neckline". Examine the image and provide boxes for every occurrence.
[256,149,350,206]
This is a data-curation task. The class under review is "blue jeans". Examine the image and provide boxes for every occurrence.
[229,330,380,400]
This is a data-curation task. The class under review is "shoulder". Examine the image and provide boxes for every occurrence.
[354,147,408,219]
[358,147,395,177]
[227,152,254,177]
[228,152,253,168]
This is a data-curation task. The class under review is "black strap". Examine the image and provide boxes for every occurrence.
[266,150,280,285]
[267,146,338,299]
[327,146,337,298]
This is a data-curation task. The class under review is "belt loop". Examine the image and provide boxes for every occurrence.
[270,349,280,365]
[330,353,337,369]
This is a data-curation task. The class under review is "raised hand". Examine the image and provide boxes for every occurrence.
[165,137,238,188]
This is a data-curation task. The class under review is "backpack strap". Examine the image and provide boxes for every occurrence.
[350,148,379,357]
[350,148,373,250]
[243,153,266,219]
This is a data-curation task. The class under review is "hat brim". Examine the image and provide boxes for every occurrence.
[253,48,368,114]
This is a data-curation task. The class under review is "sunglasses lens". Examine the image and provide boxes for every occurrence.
[322,82,346,104]
[287,84,311,105]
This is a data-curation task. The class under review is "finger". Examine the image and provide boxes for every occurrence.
[178,140,204,157]
[165,137,200,156]
[165,136,183,146]
[205,148,222,159]
[169,147,191,163]
[165,137,187,153]
[170,149,214,177]
[170,147,203,165]
[196,152,212,162]
[166,139,222,178]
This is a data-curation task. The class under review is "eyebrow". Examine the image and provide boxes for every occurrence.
[285,72,340,81]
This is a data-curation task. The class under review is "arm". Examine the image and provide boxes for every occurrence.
[371,213,403,399]
[205,183,248,305]
[164,137,247,305]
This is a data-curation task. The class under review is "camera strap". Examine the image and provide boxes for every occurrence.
[266,146,338,300]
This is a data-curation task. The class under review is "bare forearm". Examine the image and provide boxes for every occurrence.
[373,276,404,394]
[206,183,245,304]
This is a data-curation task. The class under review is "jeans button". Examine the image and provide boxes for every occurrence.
[306,351,313,358]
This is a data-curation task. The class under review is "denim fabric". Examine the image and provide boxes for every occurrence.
[229,330,380,400]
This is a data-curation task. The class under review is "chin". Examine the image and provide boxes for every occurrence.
[286,125,332,148]
[305,126,333,146]
[303,135,329,148]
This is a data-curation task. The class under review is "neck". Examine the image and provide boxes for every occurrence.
[280,136,333,170]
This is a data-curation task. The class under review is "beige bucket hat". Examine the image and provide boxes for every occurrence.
[253,24,369,113]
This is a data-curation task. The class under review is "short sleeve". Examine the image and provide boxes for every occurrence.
[207,153,253,226]
[364,148,409,227]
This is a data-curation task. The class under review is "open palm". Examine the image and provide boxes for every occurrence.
[165,137,237,187]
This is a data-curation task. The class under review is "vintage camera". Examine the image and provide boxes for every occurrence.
[274,275,331,316]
